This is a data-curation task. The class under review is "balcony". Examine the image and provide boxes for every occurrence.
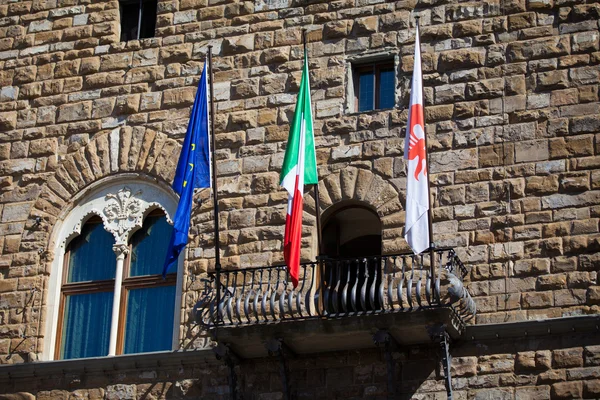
[194,248,476,358]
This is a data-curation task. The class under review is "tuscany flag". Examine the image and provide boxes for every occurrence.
[280,50,318,288]
[404,25,430,255]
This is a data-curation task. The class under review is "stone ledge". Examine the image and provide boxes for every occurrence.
[466,314,600,342]
[0,348,217,384]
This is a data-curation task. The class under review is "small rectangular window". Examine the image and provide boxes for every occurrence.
[120,0,157,42]
[353,62,395,112]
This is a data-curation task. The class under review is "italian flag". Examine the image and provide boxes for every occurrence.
[280,50,318,288]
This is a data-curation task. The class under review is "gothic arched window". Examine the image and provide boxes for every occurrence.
[45,182,182,361]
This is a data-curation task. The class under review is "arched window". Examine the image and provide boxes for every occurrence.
[45,182,182,361]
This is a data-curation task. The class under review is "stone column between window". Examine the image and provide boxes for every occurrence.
[108,243,129,356]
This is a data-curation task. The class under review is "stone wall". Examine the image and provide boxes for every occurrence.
[0,0,597,365]
[2,331,600,399]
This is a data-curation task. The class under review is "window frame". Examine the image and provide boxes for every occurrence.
[345,55,399,114]
[353,62,395,113]
[44,180,182,362]
[117,210,177,354]
[55,217,116,360]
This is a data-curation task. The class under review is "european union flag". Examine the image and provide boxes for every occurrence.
[163,64,211,277]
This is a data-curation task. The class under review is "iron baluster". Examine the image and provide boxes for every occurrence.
[360,258,369,312]
[407,256,414,309]
[387,256,396,311]
[322,260,332,315]
[297,264,308,318]
[350,259,358,313]
[416,254,423,308]
[271,267,281,321]
[305,264,314,317]
[235,272,245,324]
[435,251,443,304]
[243,270,253,324]
[378,257,385,311]
[262,268,272,322]
[397,257,405,310]
[279,273,287,319]
[331,261,341,315]
[287,280,295,319]
[369,257,377,311]
[253,269,262,323]
[341,260,350,314]
[315,259,324,316]
[425,267,432,307]
[226,272,235,325]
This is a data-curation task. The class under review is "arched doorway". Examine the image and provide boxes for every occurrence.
[321,204,383,312]
[322,205,382,258]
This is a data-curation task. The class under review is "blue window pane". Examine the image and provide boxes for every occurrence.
[358,70,375,112]
[130,214,174,276]
[123,285,176,354]
[61,291,113,359]
[67,222,116,283]
[379,68,395,109]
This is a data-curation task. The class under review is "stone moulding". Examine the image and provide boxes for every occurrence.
[60,184,175,249]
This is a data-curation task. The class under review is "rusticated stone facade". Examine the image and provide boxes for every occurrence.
[0,0,599,397]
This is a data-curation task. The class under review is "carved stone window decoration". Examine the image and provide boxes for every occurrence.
[103,187,144,245]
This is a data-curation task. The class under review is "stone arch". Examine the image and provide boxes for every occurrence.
[20,126,183,360]
[305,167,408,257]
[26,126,181,255]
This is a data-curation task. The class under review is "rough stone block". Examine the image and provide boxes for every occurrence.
[438,49,485,71]
[222,35,254,55]
[57,102,91,123]
[514,259,550,276]
[0,111,17,131]
[515,141,548,163]
[551,381,582,399]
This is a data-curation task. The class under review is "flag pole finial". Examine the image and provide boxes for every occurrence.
[302,29,307,53]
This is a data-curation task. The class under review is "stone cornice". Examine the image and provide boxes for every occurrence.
[2,315,599,385]
[0,348,219,384]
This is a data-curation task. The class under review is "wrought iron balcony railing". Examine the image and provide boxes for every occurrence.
[194,248,476,329]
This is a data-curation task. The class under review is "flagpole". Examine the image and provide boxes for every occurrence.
[414,16,436,301]
[302,29,324,258]
[208,45,222,326]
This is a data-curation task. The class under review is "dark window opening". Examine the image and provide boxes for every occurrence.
[120,0,157,42]
[353,62,395,112]
[322,205,383,313]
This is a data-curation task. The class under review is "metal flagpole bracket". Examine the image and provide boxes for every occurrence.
[265,338,295,400]
[213,343,240,400]
[428,325,453,400]
[373,330,399,398]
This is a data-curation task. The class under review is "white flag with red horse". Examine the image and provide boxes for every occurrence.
[404,24,431,255]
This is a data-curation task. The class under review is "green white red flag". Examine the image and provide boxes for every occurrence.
[280,50,318,287]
